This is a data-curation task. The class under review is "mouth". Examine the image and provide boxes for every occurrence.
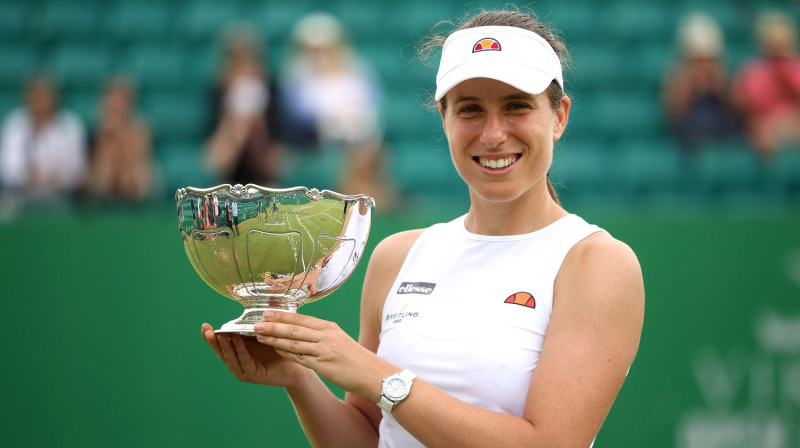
[473,154,521,170]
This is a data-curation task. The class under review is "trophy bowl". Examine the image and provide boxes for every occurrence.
[176,184,374,336]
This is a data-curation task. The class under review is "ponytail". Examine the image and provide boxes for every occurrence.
[546,176,560,205]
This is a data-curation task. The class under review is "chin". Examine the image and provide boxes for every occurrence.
[470,184,526,204]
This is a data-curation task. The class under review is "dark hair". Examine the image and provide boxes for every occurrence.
[419,8,569,204]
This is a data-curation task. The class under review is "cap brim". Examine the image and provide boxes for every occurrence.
[434,58,557,101]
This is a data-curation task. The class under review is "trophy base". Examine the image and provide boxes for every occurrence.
[215,306,297,337]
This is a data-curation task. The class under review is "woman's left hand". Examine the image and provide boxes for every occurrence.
[253,310,387,399]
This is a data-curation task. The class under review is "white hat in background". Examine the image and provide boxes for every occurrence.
[678,13,724,58]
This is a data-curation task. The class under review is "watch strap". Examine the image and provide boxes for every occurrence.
[378,395,395,413]
[398,369,417,382]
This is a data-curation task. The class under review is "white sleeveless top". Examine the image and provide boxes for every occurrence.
[376,214,604,448]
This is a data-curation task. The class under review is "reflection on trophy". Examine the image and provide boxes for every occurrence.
[176,184,374,336]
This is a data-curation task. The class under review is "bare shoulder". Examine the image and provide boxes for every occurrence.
[368,228,427,272]
[555,230,644,314]
[562,231,642,284]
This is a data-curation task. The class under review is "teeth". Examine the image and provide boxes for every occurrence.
[479,155,517,169]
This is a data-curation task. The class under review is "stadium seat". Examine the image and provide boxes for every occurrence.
[142,93,211,145]
[182,44,220,91]
[62,90,98,127]
[104,2,173,43]
[727,43,757,73]
[0,1,31,43]
[178,1,243,43]
[625,43,674,91]
[157,143,213,193]
[282,146,342,191]
[551,143,608,193]
[695,142,763,196]
[570,45,624,93]
[34,0,101,42]
[380,2,454,42]
[332,2,385,45]
[564,97,605,143]
[602,1,676,44]
[248,1,314,44]
[0,92,20,119]
[773,149,800,200]
[0,45,38,91]
[382,91,441,144]
[587,92,666,141]
[390,140,464,200]
[360,43,418,88]
[122,45,189,92]
[46,45,112,90]
[613,140,684,194]
[546,1,602,44]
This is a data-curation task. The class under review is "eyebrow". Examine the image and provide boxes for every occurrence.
[452,95,479,104]
[451,93,537,104]
[500,93,536,101]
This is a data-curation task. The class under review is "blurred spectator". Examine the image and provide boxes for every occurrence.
[336,141,399,211]
[85,76,154,203]
[0,74,87,204]
[735,10,800,156]
[281,12,397,209]
[662,13,739,153]
[280,12,383,147]
[206,25,280,186]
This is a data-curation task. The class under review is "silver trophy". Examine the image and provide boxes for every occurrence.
[176,184,374,335]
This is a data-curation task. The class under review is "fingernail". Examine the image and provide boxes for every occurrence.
[254,323,265,332]
[256,335,266,342]
[263,311,274,319]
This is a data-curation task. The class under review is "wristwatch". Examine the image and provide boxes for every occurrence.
[379,369,416,414]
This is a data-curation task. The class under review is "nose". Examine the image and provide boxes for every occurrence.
[480,111,507,149]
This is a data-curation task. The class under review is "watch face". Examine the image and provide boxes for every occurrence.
[385,377,408,400]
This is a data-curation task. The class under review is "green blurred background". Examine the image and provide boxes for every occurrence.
[1,0,800,447]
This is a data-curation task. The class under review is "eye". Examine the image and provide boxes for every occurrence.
[456,104,482,115]
[507,102,532,111]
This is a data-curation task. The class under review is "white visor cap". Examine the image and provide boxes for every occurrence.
[435,26,563,101]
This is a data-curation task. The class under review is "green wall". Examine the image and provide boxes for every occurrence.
[1,206,799,447]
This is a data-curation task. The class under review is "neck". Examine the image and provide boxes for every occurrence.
[463,184,567,236]
[31,111,55,129]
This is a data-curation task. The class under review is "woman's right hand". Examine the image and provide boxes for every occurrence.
[201,323,307,387]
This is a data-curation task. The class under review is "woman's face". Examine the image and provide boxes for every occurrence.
[440,78,569,205]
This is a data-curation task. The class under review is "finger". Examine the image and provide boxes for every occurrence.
[232,335,258,378]
[274,347,311,367]
[258,335,319,357]
[201,324,225,361]
[217,334,245,378]
[253,320,320,343]
[264,310,329,331]
[201,323,212,339]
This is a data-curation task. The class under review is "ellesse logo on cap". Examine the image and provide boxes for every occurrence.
[473,38,501,52]
[397,282,436,295]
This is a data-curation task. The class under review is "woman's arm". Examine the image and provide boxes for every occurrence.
[248,229,423,448]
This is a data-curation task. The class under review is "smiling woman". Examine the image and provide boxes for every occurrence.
[201,7,644,448]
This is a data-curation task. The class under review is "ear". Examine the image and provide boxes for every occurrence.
[438,103,448,136]
[553,95,571,142]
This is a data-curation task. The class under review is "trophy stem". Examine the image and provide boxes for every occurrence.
[215,305,298,336]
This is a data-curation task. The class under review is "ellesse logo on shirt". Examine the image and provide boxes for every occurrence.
[397,282,436,295]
